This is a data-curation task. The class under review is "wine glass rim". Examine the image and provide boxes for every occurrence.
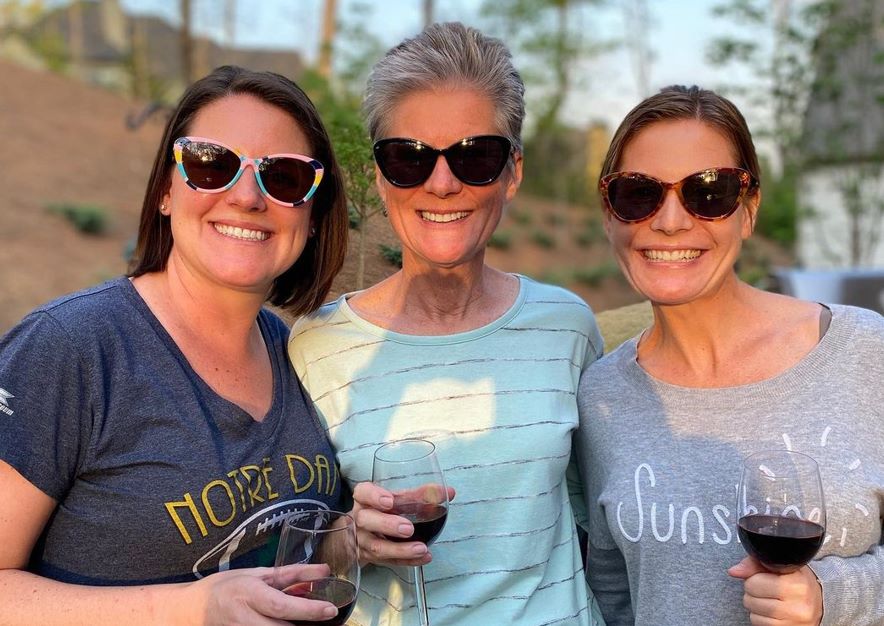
[373,438,437,463]
[282,509,355,533]
[744,449,819,468]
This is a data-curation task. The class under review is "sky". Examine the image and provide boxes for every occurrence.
[116,0,769,151]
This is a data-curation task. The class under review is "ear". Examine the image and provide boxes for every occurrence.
[741,188,761,240]
[504,151,523,202]
[374,164,388,205]
[602,207,616,241]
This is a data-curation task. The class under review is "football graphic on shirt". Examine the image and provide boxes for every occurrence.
[192,499,329,578]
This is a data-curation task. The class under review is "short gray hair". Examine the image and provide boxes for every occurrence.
[363,22,525,151]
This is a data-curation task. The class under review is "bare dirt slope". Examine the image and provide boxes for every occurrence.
[1,60,664,335]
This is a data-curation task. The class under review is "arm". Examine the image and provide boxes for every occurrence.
[0,463,339,626]
[586,540,635,626]
[812,546,884,626]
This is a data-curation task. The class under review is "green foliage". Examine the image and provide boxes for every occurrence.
[510,207,533,225]
[530,229,556,249]
[575,218,606,248]
[47,203,110,235]
[487,230,512,250]
[348,205,362,230]
[573,261,622,287]
[755,167,797,246]
[30,31,68,72]
[378,243,403,268]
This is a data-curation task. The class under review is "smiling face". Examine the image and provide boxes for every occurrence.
[162,93,315,296]
[376,87,522,272]
[604,119,760,306]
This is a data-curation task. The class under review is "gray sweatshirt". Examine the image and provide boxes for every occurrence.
[575,304,884,626]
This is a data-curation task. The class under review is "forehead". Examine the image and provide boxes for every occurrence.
[619,119,739,180]
[187,93,311,153]
[385,86,499,145]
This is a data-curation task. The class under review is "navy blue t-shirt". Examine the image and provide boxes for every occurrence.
[0,278,342,585]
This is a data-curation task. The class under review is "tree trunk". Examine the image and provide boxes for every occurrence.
[318,0,337,79]
[180,0,194,84]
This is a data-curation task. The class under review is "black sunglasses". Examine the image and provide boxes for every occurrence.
[373,135,513,188]
[599,167,759,223]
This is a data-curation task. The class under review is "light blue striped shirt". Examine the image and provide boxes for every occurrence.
[289,275,605,626]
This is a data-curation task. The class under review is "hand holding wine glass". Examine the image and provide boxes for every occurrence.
[372,439,449,626]
[274,509,361,626]
[729,450,826,625]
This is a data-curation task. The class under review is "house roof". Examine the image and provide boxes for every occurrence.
[801,0,884,165]
[27,0,303,88]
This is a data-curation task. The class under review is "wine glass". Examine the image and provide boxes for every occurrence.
[274,509,361,626]
[372,439,449,626]
[736,450,826,573]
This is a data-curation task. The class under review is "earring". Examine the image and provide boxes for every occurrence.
[310,226,317,237]
[382,206,388,217]
[160,202,168,215]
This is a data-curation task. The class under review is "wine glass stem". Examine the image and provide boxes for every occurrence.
[413,565,430,625]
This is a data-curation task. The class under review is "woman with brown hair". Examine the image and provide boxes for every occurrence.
[0,65,350,624]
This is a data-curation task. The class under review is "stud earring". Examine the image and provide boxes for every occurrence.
[382,206,388,217]
[310,226,317,237]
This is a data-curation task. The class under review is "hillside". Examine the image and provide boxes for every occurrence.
[3,60,792,334]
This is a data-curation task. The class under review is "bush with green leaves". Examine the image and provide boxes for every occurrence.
[488,230,512,250]
[379,244,403,268]
[530,229,556,249]
[47,203,110,235]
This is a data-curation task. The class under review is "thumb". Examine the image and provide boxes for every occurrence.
[728,555,767,579]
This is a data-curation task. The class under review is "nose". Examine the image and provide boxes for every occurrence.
[422,154,463,197]
[226,160,267,211]
[649,188,693,234]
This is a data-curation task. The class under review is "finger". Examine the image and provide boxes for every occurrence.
[354,506,415,540]
[728,555,768,579]
[743,594,784,619]
[353,481,395,510]
[271,563,332,589]
[744,572,786,600]
[357,529,429,565]
[263,587,340,623]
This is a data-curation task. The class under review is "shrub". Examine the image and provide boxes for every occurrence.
[378,243,403,268]
[47,203,110,235]
[574,262,622,287]
[488,230,512,250]
[530,229,556,249]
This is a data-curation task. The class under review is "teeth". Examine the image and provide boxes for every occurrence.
[420,211,469,223]
[643,249,701,261]
[214,223,268,241]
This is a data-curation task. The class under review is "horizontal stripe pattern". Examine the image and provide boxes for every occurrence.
[289,276,605,626]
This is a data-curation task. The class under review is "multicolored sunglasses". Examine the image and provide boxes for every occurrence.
[173,136,324,207]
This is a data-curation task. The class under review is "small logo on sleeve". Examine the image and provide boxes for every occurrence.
[0,388,14,416]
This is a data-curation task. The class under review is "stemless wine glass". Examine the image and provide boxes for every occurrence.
[372,439,449,626]
[736,450,826,573]
[274,509,361,626]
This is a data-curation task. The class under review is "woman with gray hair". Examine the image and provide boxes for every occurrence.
[289,21,606,626]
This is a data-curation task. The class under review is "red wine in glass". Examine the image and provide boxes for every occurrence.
[283,577,358,626]
[274,510,361,625]
[387,501,448,545]
[737,450,826,574]
[737,515,825,573]
[372,439,450,626]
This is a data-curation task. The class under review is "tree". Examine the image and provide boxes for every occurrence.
[481,0,611,205]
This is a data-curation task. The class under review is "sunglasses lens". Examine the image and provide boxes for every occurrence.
[375,141,437,187]
[446,137,511,185]
[681,170,744,218]
[180,141,241,190]
[259,157,317,204]
[607,175,664,221]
